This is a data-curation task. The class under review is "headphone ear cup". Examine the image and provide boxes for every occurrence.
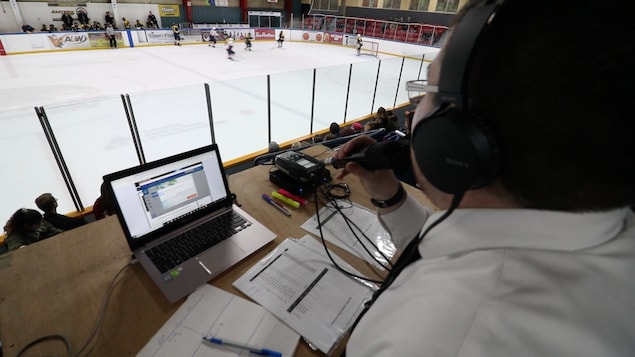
[411,107,500,195]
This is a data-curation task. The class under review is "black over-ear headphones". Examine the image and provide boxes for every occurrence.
[411,0,505,195]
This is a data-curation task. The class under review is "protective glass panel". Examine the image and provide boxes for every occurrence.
[42,95,140,211]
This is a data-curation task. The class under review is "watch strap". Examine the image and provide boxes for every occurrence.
[370,184,405,208]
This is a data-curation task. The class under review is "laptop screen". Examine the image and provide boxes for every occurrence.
[105,145,230,248]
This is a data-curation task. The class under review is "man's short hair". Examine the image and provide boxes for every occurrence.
[35,193,56,212]
[457,0,635,211]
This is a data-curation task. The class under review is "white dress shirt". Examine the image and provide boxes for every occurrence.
[347,194,635,357]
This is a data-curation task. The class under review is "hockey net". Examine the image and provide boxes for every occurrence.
[345,36,379,58]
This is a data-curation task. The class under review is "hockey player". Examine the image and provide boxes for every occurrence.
[209,28,218,47]
[226,38,236,59]
[356,33,363,55]
[172,24,181,46]
[245,33,252,51]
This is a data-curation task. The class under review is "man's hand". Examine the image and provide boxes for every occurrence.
[334,135,401,201]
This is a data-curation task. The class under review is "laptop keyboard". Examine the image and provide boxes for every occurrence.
[145,211,251,274]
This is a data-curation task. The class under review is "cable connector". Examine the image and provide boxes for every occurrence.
[230,192,241,207]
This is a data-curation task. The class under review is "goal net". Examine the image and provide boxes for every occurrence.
[344,36,379,58]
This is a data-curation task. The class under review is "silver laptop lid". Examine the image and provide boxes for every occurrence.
[104,144,232,251]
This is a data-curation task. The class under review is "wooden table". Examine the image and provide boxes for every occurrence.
[0,145,435,357]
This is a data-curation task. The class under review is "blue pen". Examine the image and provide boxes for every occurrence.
[202,336,283,357]
[262,194,291,217]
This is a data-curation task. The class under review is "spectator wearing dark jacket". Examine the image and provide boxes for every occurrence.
[4,208,63,251]
[35,193,85,231]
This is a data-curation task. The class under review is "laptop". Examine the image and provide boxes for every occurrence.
[104,144,276,303]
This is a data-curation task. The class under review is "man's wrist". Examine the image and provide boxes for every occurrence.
[371,184,406,208]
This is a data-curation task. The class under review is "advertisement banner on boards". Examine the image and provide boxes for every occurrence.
[300,32,324,42]
[255,28,275,40]
[46,33,91,49]
[324,32,344,45]
[88,32,124,48]
[146,30,177,44]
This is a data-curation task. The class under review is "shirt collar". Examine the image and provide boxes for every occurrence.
[419,207,631,259]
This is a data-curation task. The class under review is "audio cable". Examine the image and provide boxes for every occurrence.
[310,182,395,285]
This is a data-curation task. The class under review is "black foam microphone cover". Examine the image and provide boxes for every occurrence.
[324,140,411,172]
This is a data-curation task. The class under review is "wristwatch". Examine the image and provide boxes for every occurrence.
[370,184,405,208]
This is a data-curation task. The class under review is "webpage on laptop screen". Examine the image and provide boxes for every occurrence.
[112,152,227,239]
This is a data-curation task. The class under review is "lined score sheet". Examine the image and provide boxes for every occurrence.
[233,235,376,355]
[137,284,300,356]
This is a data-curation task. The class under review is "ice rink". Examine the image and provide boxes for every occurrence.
[0,39,429,219]
[1,41,399,109]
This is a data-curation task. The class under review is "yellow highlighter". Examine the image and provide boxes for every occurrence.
[271,191,301,209]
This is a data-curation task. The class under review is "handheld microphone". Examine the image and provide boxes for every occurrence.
[322,140,411,172]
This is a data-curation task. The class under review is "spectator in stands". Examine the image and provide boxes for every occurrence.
[312,134,324,144]
[21,23,35,33]
[40,24,49,32]
[135,20,144,30]
[122,17,131,29]
[35,193,85,231]
[92,21,103,30]
[386,110,399,130]
[147,11,158,29]
[49,24,58,32]
[376,106,389,124]
[370,106,398,132]
[340,126,356,137]
[104,11,115,28]
[4,208,63,251]
[352,122,364,133]
[329,122,341,137]
[77,8,89,25]
[61,11,74,30]
[93,182,115,220]
[268,141,280,153]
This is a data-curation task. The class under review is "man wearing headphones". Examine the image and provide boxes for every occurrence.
[335,0,635,356]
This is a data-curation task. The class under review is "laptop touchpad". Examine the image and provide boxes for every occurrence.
[198,241,246,275]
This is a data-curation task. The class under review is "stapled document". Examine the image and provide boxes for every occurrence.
[233,235,376,355]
